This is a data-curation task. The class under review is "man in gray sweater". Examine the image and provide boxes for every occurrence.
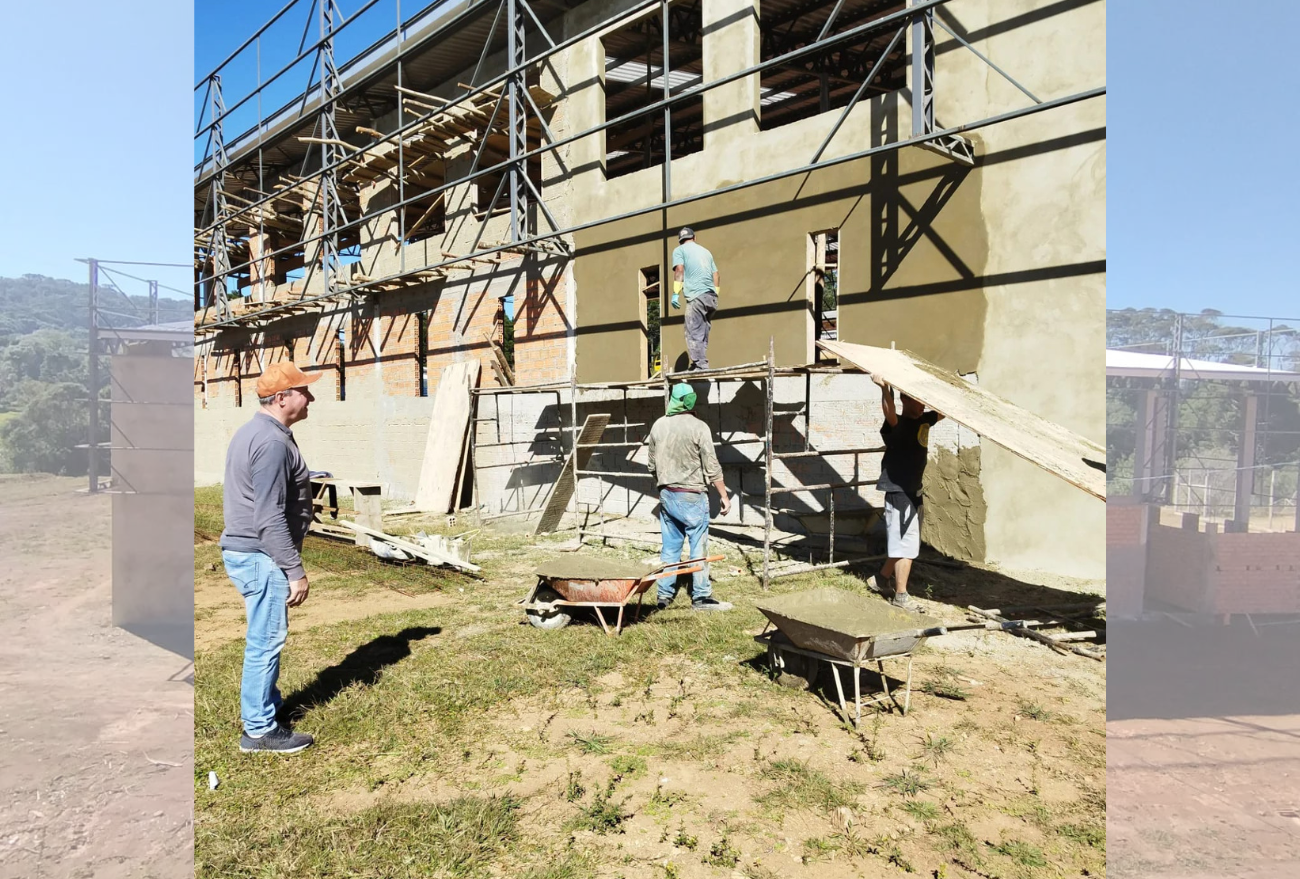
[220,361,320,753]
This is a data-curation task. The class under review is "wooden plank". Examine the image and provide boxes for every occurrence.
[818,341,1106,501]
[414,361,481,512]
[534,413,611,534]
[337,519,481,573]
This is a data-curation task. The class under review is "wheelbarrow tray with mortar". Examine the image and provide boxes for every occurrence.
[754,587,1031,723]
[521,554,725,635]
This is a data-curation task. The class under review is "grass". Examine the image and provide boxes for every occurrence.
[1016,699,1054,721]
[567,730,614,754]
[196,796,519,878]
[569,780,631,834]
[901,800,940,821]
[758,759,865,813]
[994,839,1048,867]
[192,491,1106,878]
[880,768,932,798]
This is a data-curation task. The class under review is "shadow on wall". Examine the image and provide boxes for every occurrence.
[1108,619,1300,721]
[499,382,889,519]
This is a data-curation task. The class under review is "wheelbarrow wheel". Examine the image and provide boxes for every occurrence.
[526,586,572,630]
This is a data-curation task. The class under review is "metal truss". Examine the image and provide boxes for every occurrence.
[193,0,1104,328]
[77,259,192,494]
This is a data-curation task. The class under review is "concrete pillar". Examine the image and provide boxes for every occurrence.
[357,177,400,279]
[702,0,759,150]
[247,224,272,302]
[1234,392,1259,531]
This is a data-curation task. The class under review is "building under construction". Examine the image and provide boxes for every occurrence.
[194,0,1106,578]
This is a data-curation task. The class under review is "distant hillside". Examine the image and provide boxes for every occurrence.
[0,274,191,340]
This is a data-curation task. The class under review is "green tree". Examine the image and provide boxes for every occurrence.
[0,329,87,410]
[0,382,94,476]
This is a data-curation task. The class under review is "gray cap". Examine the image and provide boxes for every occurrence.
[678,227,694,241]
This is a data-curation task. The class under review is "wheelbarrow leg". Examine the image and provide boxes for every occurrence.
[853,664,861,727]
[830,664,852,727]
[616,604,626,635]
[903,656,913,716]
[593,606,612,636]
[877,659,895,715]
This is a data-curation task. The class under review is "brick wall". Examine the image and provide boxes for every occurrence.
[1212,532,1300,615]
[515,260,571,385]
[1106,500,1149,618]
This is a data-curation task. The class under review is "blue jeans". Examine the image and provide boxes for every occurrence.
[222,550,288,737]
[656,489,712,603]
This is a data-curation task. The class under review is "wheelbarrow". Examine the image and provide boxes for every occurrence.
[521,555,725,635]
[754,587,1032,724]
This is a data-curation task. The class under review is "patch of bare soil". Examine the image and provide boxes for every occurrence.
[1107,619,1300,878]
[0,476,193,879]
[193,557,455,652]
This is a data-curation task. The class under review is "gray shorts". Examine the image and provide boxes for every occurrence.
[884,493,922,559]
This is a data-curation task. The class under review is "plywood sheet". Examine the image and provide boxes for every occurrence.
[534,413,611,534]
[414,361,481,512]
[818,341,1106,501]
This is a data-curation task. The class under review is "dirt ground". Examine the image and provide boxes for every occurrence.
[0,475,193,879]
[1107,619,1300,878]
[195,516,1106,878]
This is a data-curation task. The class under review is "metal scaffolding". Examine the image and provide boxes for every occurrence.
[469,339,892,587]
[78,259,194,494]
[194,0,1104,329]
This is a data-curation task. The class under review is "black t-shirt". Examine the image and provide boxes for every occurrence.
[880,411,940,503]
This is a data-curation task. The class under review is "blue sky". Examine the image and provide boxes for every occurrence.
[1107,0,1300,317]
[195,1,411,170]
[7,1,1294,316]
[0,2,193,297]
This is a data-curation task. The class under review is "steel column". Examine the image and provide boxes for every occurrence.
[87,258,100,494]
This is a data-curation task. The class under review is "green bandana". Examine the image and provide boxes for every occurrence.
[667,383,697,415]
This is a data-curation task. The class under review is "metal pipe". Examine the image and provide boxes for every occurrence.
[198,85,1104,320]
[774,446,884,459]
[87,258,99,493]
[767,554,886,579]
[762,337,775,590]
[770,478,878,494]
[196,0,950,243]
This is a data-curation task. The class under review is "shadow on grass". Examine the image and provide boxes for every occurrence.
[281,625,441,721]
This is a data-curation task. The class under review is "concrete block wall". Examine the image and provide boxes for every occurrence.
[112,351,194,656]
[473,372,984,558]
[1145,523,1212,613]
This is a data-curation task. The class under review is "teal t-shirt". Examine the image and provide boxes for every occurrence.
[671,240,717,301]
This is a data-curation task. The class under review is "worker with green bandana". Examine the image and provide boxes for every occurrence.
[646,383,733,611]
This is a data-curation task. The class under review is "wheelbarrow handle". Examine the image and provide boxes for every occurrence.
[640,554,726,583]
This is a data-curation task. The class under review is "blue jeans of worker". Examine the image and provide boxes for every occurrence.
[656,489,712,603]
[221,550,289,737]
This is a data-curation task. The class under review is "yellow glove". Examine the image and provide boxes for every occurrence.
[673,280,683,296]
[714,284,720,294]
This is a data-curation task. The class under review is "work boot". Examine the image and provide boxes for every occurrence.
[240,724,314,754]
[692,597,733,612]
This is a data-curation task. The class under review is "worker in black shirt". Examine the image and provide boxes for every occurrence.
[873,378,943,610]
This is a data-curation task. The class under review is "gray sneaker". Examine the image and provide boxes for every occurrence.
[692,598,733,612]
[240,724,314,754]
[869,572,892,594]
[890,593,923,612]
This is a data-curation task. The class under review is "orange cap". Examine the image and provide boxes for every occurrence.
[255,361,322,398]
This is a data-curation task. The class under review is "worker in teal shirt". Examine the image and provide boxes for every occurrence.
[670,227,719,370]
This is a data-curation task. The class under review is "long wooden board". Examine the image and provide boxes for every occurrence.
[414,361,481,512]
[534,413,611,534]
[818,341,1106,501]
